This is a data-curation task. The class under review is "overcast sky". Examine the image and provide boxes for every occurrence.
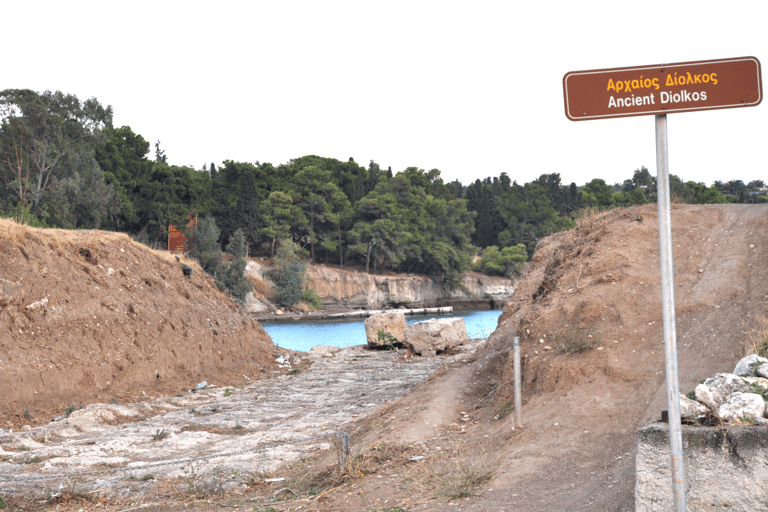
[6,1,766,187]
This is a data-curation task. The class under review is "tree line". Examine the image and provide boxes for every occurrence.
[1,89,765,284]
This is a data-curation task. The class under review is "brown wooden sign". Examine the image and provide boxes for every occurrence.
[563,57,762,121]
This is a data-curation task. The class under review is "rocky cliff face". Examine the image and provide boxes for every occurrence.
[306,265,516,309]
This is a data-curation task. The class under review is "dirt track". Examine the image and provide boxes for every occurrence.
[1,203,767,511]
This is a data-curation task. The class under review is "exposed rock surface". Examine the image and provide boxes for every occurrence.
[0,342,485,499]
[364,311,406,347]
[404,317,469,355]
[306,266,516,309]
[734,353,768,378]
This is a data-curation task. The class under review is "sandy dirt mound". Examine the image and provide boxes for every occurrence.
[0,220,276,429]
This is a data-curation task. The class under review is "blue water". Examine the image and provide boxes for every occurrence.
[261,309,503,352]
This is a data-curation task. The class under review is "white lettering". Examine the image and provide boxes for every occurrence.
[660,90,707,105]
[608,94,657,108]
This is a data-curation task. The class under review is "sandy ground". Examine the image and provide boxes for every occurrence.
[2,203,767,511]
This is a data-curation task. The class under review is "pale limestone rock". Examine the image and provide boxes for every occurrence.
[245,260,266,280]
[364,311,406,348]
[404,318,468,355]
[305,266,515,309]
[679,393,709,418]
[695,373,752,409]
[309,345,343,358]
[733,354,768,377]
[716,392,766,422]
[245,292,270,314]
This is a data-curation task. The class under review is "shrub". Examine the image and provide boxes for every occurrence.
[268,239,308,308]
[219,229,252,303]
[189,215,222,276]
[302,288,323,309]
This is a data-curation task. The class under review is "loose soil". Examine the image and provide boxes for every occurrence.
[1,203,767,511]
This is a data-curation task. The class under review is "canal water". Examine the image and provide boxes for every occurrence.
[261,309,503,352]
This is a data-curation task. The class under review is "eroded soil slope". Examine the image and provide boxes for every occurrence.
[279,203,768,512]
[0,221,276,428]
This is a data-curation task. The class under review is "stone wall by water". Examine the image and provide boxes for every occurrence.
[306,265,516,309]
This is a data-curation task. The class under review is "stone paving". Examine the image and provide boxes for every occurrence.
[0,342,483,498]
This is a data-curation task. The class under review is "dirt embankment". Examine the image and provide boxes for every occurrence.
[0,220,276,429]
[293,203,768,512]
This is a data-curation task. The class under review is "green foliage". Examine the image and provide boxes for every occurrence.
[260,190,306,258]
[302,288,323,309]
[686,181,728,204]
[152,429,169,441]
[0,493,5,509]
[741,379,768,402]
[220,257,251,303]
[474,244,527,277]
[0,89,117,229]
[65,404,83,417]
[377,330,407,350]
[269,239,307,308]
[581,178,614,208]
[0,205,47,227]
[496,181,574,256]
[182,264,193,277]
[189,215,223,276]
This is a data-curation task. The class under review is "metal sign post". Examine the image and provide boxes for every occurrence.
[655,114,686,510]
[563,56,763,512]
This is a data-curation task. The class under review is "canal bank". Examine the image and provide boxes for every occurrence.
[244,260,517,315]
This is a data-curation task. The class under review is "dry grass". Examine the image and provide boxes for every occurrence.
[0,217,199,267]
[565,207,615,253]
[430,464,495,500]
[310,441,416,488]
[249,274,277,301]
[745,311,768,358]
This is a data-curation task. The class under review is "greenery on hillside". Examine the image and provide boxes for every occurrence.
[2,89,765,284]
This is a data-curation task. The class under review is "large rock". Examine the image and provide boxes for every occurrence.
[404,318,468,355]
[734,354,768,378]
[364,311,407,348]
[717,392,766,422]
[695,373,753,409]
[679,393,709,419]
[245,292,271,314]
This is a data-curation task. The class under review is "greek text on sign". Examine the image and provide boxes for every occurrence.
[563,57,762,121]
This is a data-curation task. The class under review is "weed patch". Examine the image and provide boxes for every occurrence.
[745,312,768,358]
[431,465,495,500]
[551,322,601,354]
